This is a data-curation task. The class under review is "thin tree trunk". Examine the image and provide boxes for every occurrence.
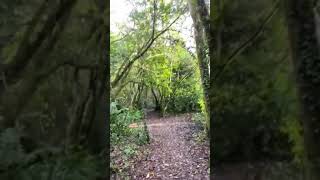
[151,88,161,111]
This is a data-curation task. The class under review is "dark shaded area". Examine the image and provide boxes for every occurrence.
[208,0,320,179]
[0,0,109,179]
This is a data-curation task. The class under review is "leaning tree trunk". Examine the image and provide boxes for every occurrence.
[286,0,320,179]
[0,0,78,131]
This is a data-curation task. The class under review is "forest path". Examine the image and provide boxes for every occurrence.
[130,111,209,180]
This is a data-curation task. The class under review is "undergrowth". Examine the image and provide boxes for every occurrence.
[0,128,105,180]
[110,101,149,178]
[192,112,208,143]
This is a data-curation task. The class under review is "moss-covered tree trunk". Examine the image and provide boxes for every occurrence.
[286,0,320,179]
[187,0,210,127]
[0,0,108,155]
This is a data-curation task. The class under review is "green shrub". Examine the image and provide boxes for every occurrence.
[110,101,150,178]
[0,128,105,180]
[110,101,148,146]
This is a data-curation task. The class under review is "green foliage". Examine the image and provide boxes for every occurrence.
[0,129,105,180]
[192,112,206,125]
[1,0,108,179]
[123,145,137,157]
[111,0,202,116]
[191,112,208,142]
[110,0,206,175]
[110,101,149,178]
[213,81,293,161]
[138,43,202,114]
[281,115,304,164]
[16,153,103,180]
[261,162,304,180]
[110,101,149,146]
[0,128,25,169]
[211,0,299,162]
[112,37,203,114]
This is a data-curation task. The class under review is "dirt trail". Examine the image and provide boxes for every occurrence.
[130,112,209,180]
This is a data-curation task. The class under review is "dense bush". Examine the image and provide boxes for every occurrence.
[110,101,149,146]
[167,81,202,113]
[212,85,293,162]
[110,101,150,177]
[209,0,305,164]
[261,162,304,180]
[212,51,295,162]
[0,128,105,180]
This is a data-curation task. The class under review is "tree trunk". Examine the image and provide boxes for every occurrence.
[151,88,161,111]
[187,0,210,125]
[3,0,78,87]
[135,84,144,108]
[285,0,320,179]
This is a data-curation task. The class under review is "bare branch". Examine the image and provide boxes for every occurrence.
[110,32,131,44]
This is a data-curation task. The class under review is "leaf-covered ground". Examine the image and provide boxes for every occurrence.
[129,112,209,179]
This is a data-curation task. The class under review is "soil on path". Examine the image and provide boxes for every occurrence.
[129,111,209,180]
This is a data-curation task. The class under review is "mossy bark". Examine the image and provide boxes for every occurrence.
[286,0,320,179]
[187,0,210,128]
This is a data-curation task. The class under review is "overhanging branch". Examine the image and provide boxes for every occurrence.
[111,7,186,87]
